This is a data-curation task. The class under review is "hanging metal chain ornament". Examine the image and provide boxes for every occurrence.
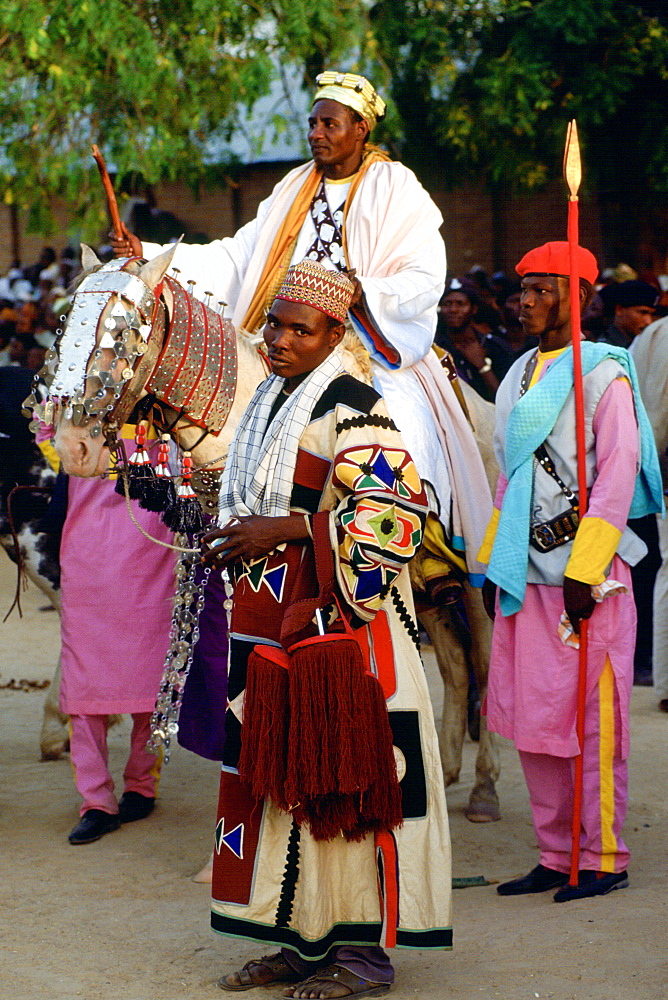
[148,542,208,761]
[148,548,234,762]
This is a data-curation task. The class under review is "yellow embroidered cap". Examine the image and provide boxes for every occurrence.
[313,71,386,129]
[274,259,355,323]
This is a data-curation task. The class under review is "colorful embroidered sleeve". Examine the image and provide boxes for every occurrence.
[330,402,428,621]
[565,378,638,585]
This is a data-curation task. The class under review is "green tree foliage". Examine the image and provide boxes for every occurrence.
[370,0,668,198]
[0,0,364,235]
[2,0,668,241]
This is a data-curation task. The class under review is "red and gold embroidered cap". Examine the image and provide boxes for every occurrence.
[516,241,599,285]
[274,259,355,323]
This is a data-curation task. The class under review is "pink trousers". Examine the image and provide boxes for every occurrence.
[69,713,161,816]
[518,658,629,874]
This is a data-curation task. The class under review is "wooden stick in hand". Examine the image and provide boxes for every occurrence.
[91,144,123,239]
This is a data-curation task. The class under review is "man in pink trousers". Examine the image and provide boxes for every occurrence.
[58,424,176,845]
[478,242,663,901]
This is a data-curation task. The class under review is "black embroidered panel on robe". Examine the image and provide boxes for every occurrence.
[389,710,428,820]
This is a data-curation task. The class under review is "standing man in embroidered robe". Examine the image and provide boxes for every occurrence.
[478,242,663,902]
[112,70,491,600]
[200,260,451,997]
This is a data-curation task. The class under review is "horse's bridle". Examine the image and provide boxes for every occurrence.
[26,258,166,439]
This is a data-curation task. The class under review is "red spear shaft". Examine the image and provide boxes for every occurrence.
[564,120,588,886]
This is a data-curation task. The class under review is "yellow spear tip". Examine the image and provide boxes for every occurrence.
[563,119,582,199]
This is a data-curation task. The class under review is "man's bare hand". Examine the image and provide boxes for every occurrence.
[344,268,364,307]
[563,575,595,635]
[109,222,143,259]
[200,515,309,569]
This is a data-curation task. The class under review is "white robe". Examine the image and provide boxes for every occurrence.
[145,160,491,576]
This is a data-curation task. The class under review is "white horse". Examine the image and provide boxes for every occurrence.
[40,245,500,822]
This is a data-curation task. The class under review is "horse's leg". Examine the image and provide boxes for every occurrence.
[417,604,468,787]
[461,583,500,823]
[40,655,70,760]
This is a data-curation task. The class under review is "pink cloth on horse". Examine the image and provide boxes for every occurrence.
[60,466,176,715]
[487,375,639,759]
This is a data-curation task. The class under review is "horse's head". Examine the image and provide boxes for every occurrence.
[28,244,178,477]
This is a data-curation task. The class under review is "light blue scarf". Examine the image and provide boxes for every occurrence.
[488,341,664,616]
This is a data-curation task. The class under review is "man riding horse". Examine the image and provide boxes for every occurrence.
[111,70,492,611]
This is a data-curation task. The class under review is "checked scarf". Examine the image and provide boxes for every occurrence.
[218,349,345,525]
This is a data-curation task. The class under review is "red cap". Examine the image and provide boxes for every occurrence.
[516,241,599,286]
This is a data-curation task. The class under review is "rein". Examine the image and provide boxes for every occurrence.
[106,436,200,555]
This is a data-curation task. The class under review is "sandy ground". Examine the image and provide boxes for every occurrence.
[1,568,667,1000]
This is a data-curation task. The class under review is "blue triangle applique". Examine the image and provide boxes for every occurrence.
[368,449,398,489]
[262,562,288,603]
[355,565,384,600]
[222,822,244,860]
[215,818,245,859]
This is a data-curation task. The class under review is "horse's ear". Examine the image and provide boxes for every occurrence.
[137,239,182,291]
[80,244,102,271]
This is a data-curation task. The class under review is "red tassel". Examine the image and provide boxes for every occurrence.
[296,793,361,842]
[115,420,156,501]
[285,636,370,801]
[137,434,177,512]
[161,451,205,533]
[356,672,404,833]
[284,634,402,841]
[237,645,290,808]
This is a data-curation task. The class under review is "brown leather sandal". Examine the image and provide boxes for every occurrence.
[282,964,391,998]
[218,952,302,992]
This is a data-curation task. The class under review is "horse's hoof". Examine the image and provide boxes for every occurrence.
[40,737,70,760]
[465,804,501,823]
[465,782,501,822]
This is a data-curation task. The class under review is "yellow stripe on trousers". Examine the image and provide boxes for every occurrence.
[599,656,617,872]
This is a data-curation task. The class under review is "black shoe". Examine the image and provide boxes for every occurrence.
[118,791,155,824]
[553,869,628,902]
[68,809,121,845]
[497,864,569,896]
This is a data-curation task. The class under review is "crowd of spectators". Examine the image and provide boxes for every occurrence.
[0,245,79,375]
[436,262,668,403]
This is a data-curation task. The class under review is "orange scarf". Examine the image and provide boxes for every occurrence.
[241,147,391,334]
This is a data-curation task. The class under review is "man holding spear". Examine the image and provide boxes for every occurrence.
[478,233,663,900]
